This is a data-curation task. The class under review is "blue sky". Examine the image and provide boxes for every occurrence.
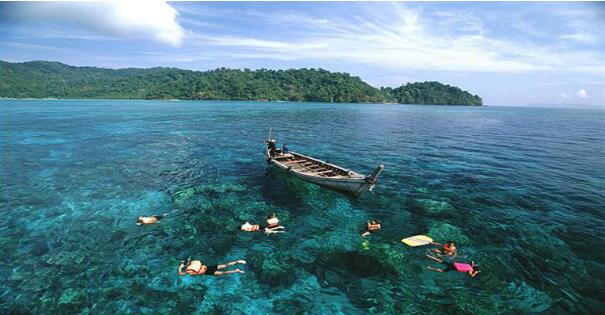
[1,1,604,106]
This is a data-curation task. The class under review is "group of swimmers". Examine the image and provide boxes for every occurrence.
[137,213,479,278]
[361,219,480,278]
[136,213,285,276]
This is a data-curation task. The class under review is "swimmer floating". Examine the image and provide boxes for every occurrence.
[178,257,247,276]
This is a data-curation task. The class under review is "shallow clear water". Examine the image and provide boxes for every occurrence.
[1,100,604,314]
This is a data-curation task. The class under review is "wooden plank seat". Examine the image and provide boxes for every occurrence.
[317,170,335,175]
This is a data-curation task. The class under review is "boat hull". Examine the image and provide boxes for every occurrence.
[265,149,381,197]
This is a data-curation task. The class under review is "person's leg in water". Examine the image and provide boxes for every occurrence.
[427,266,445,272]
[427,262,455,273]
[152,213,168,221]
[214,260,247,275]
[425,255,443,263]
[265,230,285,234]
[425,255,455,273]
[265,226,285,234]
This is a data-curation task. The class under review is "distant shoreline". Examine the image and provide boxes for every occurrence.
[4,98,605,109]
[0,98,490,107]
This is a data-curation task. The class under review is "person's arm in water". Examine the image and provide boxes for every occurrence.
[430,241,446,254]
[361,221,372,237]
[425,255,443,263]
[431,242,443,250]
[469,261,480,278]
[432,247,456,258]
[178,262,186,276]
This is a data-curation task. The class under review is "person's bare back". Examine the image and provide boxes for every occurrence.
[137,214,166,225]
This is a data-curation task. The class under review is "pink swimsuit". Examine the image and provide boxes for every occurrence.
[453,262,474,273]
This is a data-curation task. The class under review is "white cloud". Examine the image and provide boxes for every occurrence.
[7,1,184,46]
[195,35,327,50]
[432,10,485,34]
[577,89,590,98]
[559,92,571,99]
[560,33,598,45]
[184,4,605,76]
[512,20,546,38]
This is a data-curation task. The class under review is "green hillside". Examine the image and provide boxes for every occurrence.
[0,60,482,105]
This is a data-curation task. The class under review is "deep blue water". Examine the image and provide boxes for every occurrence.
[1,100,604,314]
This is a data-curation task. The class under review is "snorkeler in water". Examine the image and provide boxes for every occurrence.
[432,241,457,257]
[425,255,480,278]
[178,257,246,276]
[240,222,261,232]
[136,214,167,225]
[362,220,381,237]
[264,213,285,233]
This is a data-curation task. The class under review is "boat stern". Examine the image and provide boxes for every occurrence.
[365,164,385,192]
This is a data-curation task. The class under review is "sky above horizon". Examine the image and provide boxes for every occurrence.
[1,1,604,106]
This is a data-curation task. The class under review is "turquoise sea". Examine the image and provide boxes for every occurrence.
[1,100,604,314]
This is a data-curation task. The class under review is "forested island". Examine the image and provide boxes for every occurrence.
[0,60,483,105]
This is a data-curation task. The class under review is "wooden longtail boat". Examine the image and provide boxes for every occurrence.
[265,139,384,197]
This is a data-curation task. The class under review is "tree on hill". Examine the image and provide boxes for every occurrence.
[388,81,482,105]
